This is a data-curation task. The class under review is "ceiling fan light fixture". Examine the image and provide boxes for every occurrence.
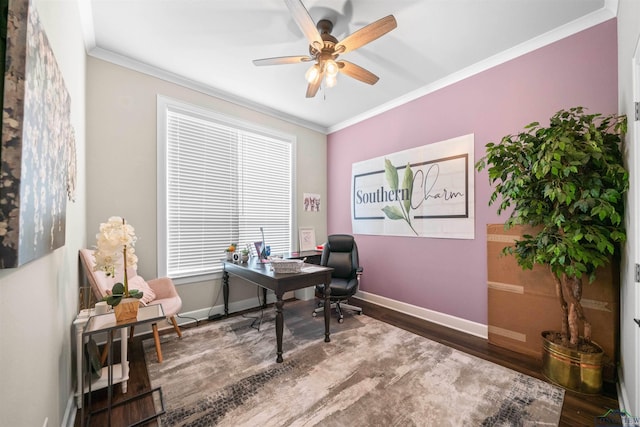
[305,64,321,84]
[325,73,337,88]
[324,59,339,77]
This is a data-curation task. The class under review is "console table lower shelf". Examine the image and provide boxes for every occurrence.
[86,387,165,427]
[77,304,167,426]
[74,312,130,408]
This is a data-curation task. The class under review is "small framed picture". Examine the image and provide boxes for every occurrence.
[303,193,321,212]
[299,227,316,251]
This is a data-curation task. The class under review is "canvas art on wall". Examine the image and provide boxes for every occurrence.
[0,0,75,268]
[351,134,475,239]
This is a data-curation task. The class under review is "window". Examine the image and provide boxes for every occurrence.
[157,96,295,281]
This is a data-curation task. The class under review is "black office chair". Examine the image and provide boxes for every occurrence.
[312,234,363,323]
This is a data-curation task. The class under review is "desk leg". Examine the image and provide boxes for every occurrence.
[223,270,229,316]
[275,293,284,363]
[324,283,331,343]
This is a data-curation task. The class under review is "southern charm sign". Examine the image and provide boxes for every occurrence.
[351,134,474,239]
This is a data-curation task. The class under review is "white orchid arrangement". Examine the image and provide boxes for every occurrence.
[93,216,143,306]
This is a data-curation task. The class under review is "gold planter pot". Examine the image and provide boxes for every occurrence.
[113,298,140,323]
[541,331,604,394]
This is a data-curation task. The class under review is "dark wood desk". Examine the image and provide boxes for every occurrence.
[223,258,333,363]
[245,251,323,306]
[285,250,323,265]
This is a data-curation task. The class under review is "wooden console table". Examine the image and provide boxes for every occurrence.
[223,258,333,363]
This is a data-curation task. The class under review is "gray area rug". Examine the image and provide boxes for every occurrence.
[144,300,564,426]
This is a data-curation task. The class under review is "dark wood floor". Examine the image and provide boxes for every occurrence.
[75,298,619,426]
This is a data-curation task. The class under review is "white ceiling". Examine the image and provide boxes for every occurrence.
[82,0,614,133]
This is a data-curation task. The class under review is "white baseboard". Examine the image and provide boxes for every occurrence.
[617,364,630,411]
[175,291,289,326]
[354,290,488,339]
[62,394,76,427]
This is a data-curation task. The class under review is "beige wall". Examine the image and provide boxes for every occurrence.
[0,1,87,426]
[86,57,327,315]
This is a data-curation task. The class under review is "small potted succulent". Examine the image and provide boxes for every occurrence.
[225,244,237,260]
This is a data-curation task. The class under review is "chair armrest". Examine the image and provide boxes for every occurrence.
[355,267,364,288]
[147,277,179,300]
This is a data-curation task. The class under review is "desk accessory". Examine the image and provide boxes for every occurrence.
[260,227,268,259]
[299,226,316,251]
[270,259,304,273]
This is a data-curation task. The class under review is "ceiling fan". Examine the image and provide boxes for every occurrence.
[253,0,397,98]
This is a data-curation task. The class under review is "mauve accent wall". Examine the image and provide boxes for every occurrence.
[327,19,617,325]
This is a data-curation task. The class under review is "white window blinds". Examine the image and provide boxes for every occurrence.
[159,99,293,279]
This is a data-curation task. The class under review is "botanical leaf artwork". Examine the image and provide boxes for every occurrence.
[382,159,418,235]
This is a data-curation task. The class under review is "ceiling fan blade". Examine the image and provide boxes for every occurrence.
[253,56,313,66]
[284,0,323,50]
[306,70,324,98]
[338,61,379,85]
[336,15,397,54]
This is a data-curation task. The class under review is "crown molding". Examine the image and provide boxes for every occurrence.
[76,0,95,53]
[604,0,619,16]
[86,47,329,134]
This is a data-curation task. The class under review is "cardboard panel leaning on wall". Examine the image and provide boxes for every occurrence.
[486,224,619,382]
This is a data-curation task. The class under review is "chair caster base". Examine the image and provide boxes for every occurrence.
[312,300,361,323]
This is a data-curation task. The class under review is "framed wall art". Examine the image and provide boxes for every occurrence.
[351,134,474,239]
[303,193,320,212]
[298,227,316,252]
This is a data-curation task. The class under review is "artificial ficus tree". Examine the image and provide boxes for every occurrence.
[476,107,628,348]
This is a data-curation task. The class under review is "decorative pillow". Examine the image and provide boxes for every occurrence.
[127,275,156,305]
